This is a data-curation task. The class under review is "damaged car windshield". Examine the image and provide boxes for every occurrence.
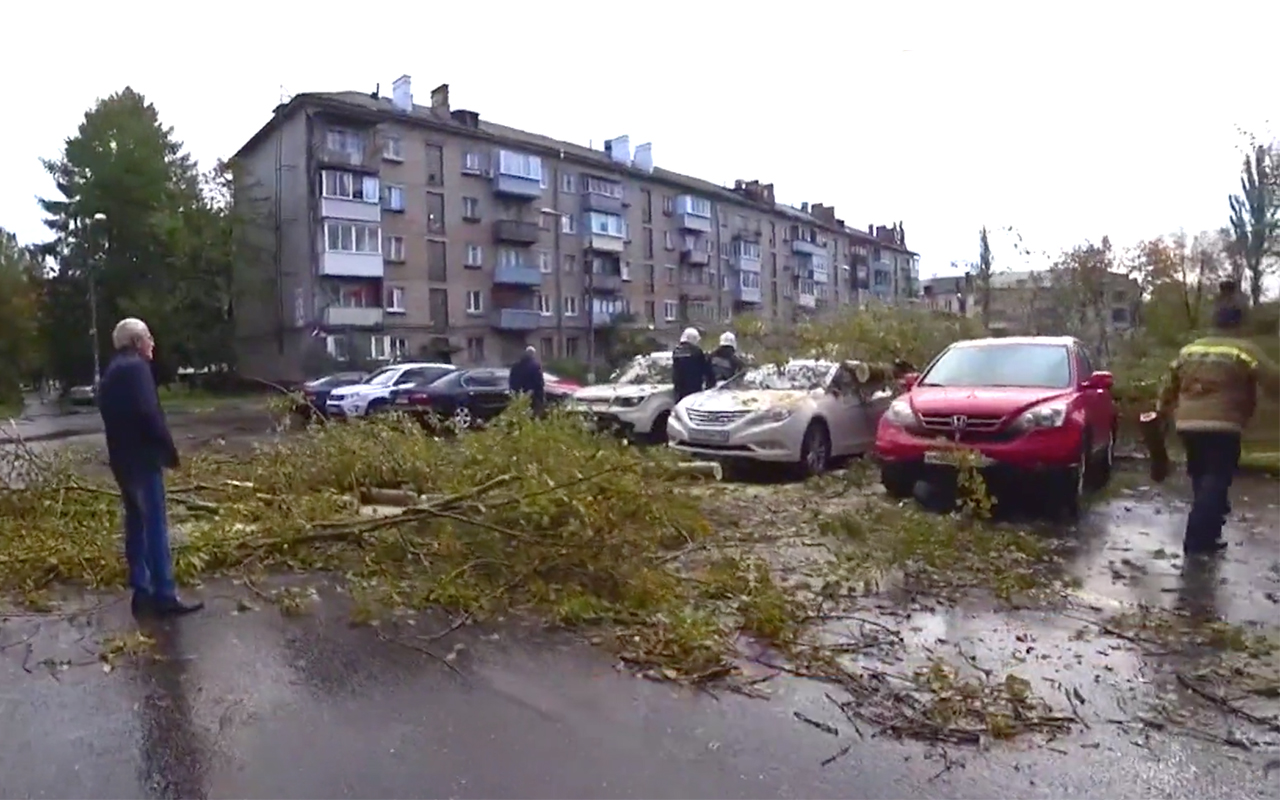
[921,343,1072,389]
[724,362,832,391]
[610,355,673,385]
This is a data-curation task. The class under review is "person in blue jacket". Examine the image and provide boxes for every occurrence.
[97,318,203,617]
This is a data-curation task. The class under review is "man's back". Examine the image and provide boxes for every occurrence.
[1168,335,1280,433]
[99,352,174,476]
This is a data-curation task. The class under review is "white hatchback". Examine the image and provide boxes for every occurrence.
[325,362,456,418]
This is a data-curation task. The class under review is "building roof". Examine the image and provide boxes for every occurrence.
[232,88,918,255]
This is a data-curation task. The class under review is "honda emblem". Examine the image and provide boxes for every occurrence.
[950,415,968,439]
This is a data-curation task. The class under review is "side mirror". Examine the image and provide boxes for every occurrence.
[900,372,920,390]
[1084,371,1114,390]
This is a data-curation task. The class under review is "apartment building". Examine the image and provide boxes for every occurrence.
[230,75,919,380]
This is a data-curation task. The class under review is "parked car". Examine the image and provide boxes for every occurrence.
[390,367,573,429]
[875,335,1117,516]
[668,359,894,477]
[543,371,583,394]
[324,362,457,418]
[570,352,675,442]
[296,371,367,419]
[67,385,96,406]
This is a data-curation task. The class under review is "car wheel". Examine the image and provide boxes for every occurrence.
[451,406,474,430]
[647,411,670,445]
[1056,443,1089,521]
[880,464,917,499]
[797,421,831,479]
[366,399,389,416]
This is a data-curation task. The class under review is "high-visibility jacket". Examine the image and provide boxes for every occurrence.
[1157,335,1280,433]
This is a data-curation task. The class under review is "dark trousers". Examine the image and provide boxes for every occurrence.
[1178,431,1241,550]
[115,468,177,600]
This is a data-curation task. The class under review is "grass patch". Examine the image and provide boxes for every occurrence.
[1239,450,1279,477]
[157,385,259,412]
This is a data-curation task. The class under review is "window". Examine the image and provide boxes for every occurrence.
[540,337,555,358]
[384,285,406,312]
[740,272,761,289]
[466,290,483,314]
[563,295,579,316]
[462,196,481,221]
[621,261,631,281]
[383,184,405,212]
[537,293,553,315]
[662,195,674,215]
[370,336,388,360]
[641,189,653,224]
[497,150,543,181]
[386,235,405,262]
[676,195,712,217]
[1111,307,1130,325]
[582,176,623,198]
[735,241,762,261]
[337,284,374,307]
[426,192,445,233]
[663,231,674,250]
[324,221,381,253]
[586,212,625,238]
[463,152,482,174]
[643,228,654,258]
[465,244,483,267]
[382,137,403,161]
[643,301,655,322]
[562,254,576,273]
[565,337,580,359]
[560,215,577,235]
[663,300,678,321]
[321,171,379,202]
[497,248,523,268]
[325,129,364,155]
[325,335,350,361]
[665,264,677,284]
[466,336,485,363]
[561,173,576,192]
[427,240,447,281]
[923,343,1072,389]
[538,251,552,273]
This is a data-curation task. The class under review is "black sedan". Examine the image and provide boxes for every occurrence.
[389,367,571,429]
[296,371,368,419]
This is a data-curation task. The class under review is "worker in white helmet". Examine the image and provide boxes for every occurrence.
[671,327,712,402]
[708,331,746,384]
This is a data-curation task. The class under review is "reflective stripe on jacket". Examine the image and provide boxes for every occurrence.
[1157,335,1280,433]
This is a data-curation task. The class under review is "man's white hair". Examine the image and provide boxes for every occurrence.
[112,317,151,350]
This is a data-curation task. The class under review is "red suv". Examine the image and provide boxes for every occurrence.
[875,336,1117,516]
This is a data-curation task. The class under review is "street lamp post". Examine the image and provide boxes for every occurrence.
[87,212,107,392]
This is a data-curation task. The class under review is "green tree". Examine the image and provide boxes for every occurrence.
[0,228,43,404]
[1226,139,1278,306]
[36,87,233,386]
[976,226,994,327]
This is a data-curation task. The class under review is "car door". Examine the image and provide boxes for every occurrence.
[1074,347,1107,452]
[463,370,512,420]
[823,364,864,456]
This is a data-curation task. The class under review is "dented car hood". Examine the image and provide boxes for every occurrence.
[574,383,671,403]
[682,388,817,412]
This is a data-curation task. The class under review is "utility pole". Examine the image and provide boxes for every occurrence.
[88,213,107,391]
[586,259,595,385]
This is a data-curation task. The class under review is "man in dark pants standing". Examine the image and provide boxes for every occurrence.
[508,345,546,417]
[1157,296,1280,554]
[98,318,203,616]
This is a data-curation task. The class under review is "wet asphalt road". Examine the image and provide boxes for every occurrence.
[1,429,1278,798]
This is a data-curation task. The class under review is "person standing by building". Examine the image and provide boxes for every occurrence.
[672,327,712,403]
[98,318,203,616]
[508,345,546,417]
[708,331,746,384]
[1157,291,1280,554]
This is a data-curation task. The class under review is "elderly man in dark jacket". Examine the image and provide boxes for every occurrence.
[508,345,546,416]
[98,318,203,616]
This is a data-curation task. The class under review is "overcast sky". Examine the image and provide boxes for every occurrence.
[3,1,1274,279]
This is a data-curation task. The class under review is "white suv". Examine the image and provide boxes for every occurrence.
[325,362,456,418]
[571,352,675,442]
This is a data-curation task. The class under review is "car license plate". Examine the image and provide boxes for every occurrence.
[395,396,410,404]
[688,428,730,444]
[924,450,995,467]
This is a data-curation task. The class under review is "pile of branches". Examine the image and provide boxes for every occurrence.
[0,403,751,672]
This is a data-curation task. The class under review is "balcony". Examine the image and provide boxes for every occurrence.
[316,142,378,172]
[321,198,381,223]
[591,309,617,327]
[491,308,542,331]
[734,252,762,272]
[792,239,826,257]
[680,248,710,267]
[494,219,541,245]
[812,266,831,285]
[796,292,817,309]
[585,234,625,253]
[493,264,543,288]
[679,285,714,302]
[676,213,712,233]
[588,273,624,293]
[493,173,543,200]
[581,191,624,215]
[320,252,384,278]
[732,284,763,304]
[324,306,384,327]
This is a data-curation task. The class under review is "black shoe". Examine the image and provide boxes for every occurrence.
[130,592,155,617]
[153,597,205,616]
[1184,540,1229,555]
